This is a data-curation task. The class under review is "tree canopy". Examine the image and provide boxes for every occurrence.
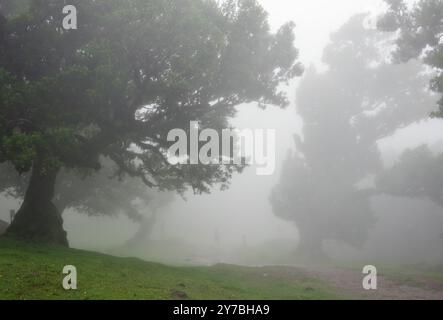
[378,0,443,116]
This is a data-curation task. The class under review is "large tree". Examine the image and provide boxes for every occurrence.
[0,0,302,245]
[270,14,434,262]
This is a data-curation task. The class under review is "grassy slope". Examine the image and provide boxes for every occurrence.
[0,238,339,300]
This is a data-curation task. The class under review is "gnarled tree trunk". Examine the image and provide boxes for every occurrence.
[7,158,68,246]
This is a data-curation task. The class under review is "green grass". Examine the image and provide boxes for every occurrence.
[376,265,443,290]
[0,237,339,300]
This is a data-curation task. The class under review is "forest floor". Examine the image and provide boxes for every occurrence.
[1,237,442,300]
[304,266,443,300]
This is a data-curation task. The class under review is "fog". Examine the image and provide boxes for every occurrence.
[2,0,443,268]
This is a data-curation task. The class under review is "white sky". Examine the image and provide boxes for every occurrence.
[260,0,385,65]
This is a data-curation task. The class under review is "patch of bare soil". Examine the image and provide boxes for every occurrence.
[303,267,443,300]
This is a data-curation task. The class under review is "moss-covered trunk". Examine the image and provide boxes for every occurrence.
[7,158,68,246]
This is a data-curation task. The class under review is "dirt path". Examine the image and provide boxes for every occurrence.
[304,267,443,300]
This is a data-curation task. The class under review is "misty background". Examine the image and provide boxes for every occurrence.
[2,0,443,266]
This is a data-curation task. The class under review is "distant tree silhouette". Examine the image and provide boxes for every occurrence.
[377,146,443,206]
[271,14,434,262]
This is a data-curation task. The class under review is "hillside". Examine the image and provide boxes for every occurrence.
[0,238,338,300]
